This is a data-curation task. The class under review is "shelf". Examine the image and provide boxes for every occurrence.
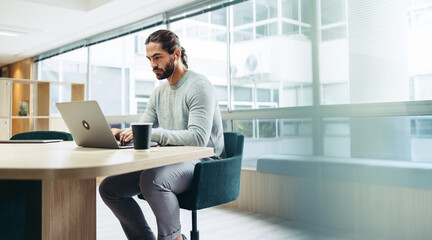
[0,78,85,139]
[12,81,34,117]
[11,116,51,119]
[11,116,33,119]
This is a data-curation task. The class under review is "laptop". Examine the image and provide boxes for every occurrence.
[56,100,134,149]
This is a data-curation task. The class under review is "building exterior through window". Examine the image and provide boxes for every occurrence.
[37,0,432,166]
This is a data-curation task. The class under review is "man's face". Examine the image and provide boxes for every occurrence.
[146,42,175,80]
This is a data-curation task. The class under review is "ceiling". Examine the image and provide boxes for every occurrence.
[0,0,197,67]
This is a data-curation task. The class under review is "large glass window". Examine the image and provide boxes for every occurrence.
[35,0,432,166]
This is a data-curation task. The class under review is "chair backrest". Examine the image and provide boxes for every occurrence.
[177,131,244,210]
[10,131,73,141]
[223,132,244,158]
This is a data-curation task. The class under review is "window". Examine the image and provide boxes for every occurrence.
[87,27,164,116]
[282,0,299,20]
[38,47,88,83]
[35,0,432,166]
[231,0,313,110]
[89,38,128,115]
[38,47,88,115]
[320,0,432,104]
[233,1,253,26]
[256,22,278,38]
[256,0,278,21]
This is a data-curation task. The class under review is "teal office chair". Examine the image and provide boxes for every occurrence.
[138,131,244,240]
[10,130,73,141]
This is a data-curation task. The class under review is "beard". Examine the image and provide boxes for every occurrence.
[153,57,175,80]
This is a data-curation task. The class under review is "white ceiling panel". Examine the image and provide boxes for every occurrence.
[0,0,197,67]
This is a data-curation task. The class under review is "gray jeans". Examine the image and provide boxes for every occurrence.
[99,159,200,240]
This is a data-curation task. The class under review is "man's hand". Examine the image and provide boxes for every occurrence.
[111,128,124,140]
[118,128,133,146]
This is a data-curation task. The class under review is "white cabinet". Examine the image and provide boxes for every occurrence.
[0,118,10,140]
[0,79,11,117]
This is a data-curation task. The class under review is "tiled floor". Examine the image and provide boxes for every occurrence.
[97,193,390,240]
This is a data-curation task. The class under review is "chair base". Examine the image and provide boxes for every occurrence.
[190,210,199,240]
[190,230,199,240]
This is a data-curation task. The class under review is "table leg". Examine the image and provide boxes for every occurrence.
[42,178,96,240]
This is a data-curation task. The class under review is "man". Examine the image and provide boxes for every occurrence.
[99,29,225,240]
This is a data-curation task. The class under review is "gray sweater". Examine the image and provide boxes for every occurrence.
[139,70,225,158]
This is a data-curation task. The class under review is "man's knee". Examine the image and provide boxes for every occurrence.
[98,177,114,200]
[139,168,169,197]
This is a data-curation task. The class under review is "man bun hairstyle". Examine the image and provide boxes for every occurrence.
[145,29,188,69]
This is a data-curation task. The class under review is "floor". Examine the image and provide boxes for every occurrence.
[96,193,390,240]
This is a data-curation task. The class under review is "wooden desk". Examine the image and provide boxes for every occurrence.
[0,142,214,240]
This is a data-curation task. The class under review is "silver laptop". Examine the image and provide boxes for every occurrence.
[56,100,133,149]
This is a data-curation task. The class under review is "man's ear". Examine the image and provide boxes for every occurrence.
[174,49,181,60]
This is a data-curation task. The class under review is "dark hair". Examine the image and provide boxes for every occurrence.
[145,29,188,69]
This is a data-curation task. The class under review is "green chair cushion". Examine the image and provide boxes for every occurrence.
[10,131,73,141]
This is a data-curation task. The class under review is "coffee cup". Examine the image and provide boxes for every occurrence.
[131,123,153,150]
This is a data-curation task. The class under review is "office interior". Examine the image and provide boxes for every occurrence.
[1,0,432,239]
